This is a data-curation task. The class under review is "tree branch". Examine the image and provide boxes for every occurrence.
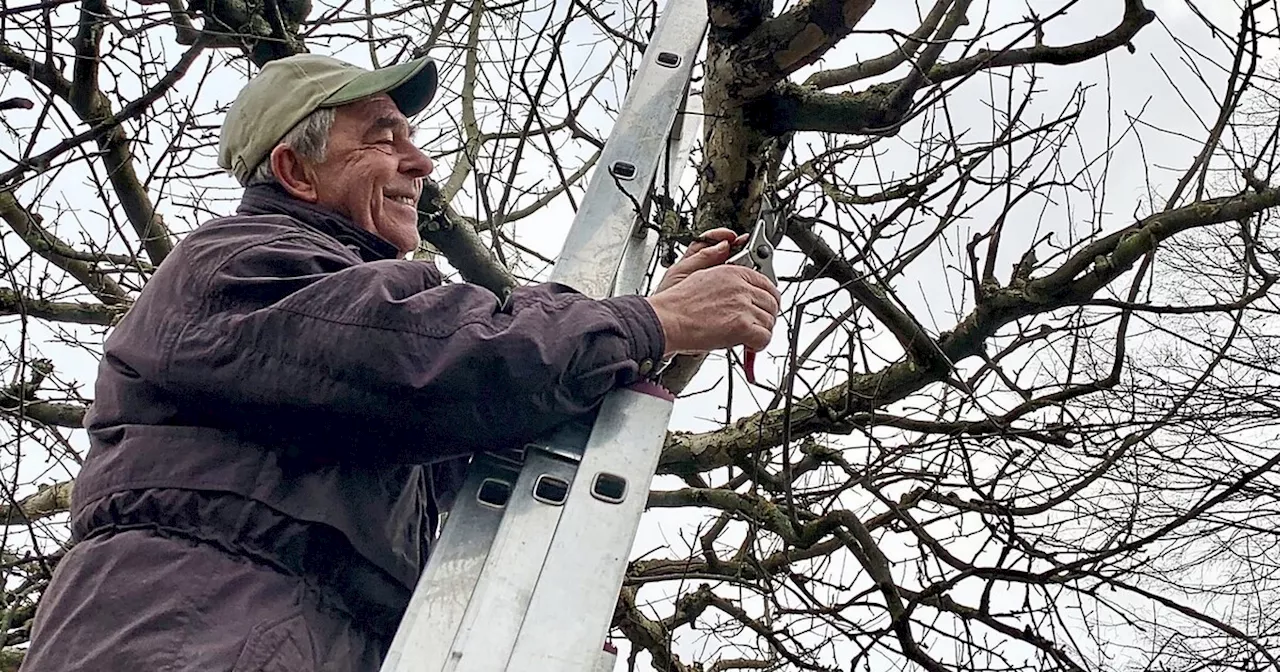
[0,368,88,430]
[0,482,72,526]
[658,186,1280,475]
[0,43,71,99]
[416,178,517,301]
[725,0,878,99]
[0,191,129,304]
[0,289,125,326]
[804,0,952,89]
[614,586,696,672]
[0,402,86,428]
[0,38,209,197]
[750,0,1156,135]
[789,221,953,373]
[62,0,178,265]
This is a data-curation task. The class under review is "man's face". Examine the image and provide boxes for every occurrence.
[309,94,434,254]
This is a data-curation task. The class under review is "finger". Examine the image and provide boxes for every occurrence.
[735,304,775,338]
[736,283,775,312]
[747,272,778,303]
[730,271,780,311]
[735,266,777,292]
[673,240,736,274]
[742,323,773,352]
[749,288,780,315]
[688,228,738,253]
[705,227,738,241]
[752,304,777,331]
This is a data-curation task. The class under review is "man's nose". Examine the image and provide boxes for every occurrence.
[402,145,434,178]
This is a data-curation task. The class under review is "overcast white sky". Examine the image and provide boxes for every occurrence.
[0,0,1274,669]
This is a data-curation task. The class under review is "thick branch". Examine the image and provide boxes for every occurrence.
[0,289,124,326]
[416,179,516,301]
[0,191,128,304]
[804,0,952,89]
[881,0,974,113]
[0,401,87,428]
[789,222,952,373]
[68,0,106,114]
[614,586,695,672]
[726,0,878,98]
[707,0,771,38]
[659,186,1280,475]
[746,80,904,135]
[648,488,803,545]
[2,10,181,264]
[930,0,1154,80]
[750,0,1156,135]
[194,0,309,64]
[63,0,178,265]
[0,650,20,672]
[0,482,73,526]
[0,43,71,100]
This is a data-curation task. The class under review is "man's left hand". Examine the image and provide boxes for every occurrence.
[655,228,747,294]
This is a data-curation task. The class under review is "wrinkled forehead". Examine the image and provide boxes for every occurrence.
[344,93,418,138]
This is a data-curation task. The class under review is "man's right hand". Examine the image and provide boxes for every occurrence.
[646,263,781,357]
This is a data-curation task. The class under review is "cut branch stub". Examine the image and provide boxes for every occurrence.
[415,179,516,301]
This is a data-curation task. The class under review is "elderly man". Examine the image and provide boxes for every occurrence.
[19,53,778,671]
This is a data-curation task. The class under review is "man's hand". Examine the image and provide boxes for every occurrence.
[653,228,746,294]
[646,260,781,358]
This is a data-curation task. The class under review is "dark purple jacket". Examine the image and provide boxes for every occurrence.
[20,184,665,671]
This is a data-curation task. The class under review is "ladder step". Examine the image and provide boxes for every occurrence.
[503,383,675,671]
[380,450,523,671]
[442,424,592,672]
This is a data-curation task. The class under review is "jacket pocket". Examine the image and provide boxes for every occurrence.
[231,611,316,672]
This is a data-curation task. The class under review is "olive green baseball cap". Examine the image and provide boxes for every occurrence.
[218,53,438,185]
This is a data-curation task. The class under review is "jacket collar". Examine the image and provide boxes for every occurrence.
[236,183,402,262]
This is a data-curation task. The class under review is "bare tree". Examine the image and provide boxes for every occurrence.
[2,0,1280,670]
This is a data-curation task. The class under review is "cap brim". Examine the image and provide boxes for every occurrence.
[322,57,438,116]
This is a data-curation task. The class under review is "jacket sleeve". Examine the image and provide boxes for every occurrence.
[114,231,666,462]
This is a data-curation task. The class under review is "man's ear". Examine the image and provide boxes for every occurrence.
[268,144,320,202]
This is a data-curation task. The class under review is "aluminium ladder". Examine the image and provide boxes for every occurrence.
[381,2,711,670]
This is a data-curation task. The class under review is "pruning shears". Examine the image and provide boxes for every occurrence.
[726,195,783,384]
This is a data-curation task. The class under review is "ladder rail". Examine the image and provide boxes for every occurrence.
[509,75,708,672]
[444,428,590,672]
[503,383,677,671]
[379,450,522,671]
[381,1,710,669]
[547,0,708,299]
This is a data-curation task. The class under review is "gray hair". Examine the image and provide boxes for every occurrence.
[245,107,336,186]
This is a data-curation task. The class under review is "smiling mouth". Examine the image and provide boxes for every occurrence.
[387,194,418,207]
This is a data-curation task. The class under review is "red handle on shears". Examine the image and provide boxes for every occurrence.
[722,195,781,387]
